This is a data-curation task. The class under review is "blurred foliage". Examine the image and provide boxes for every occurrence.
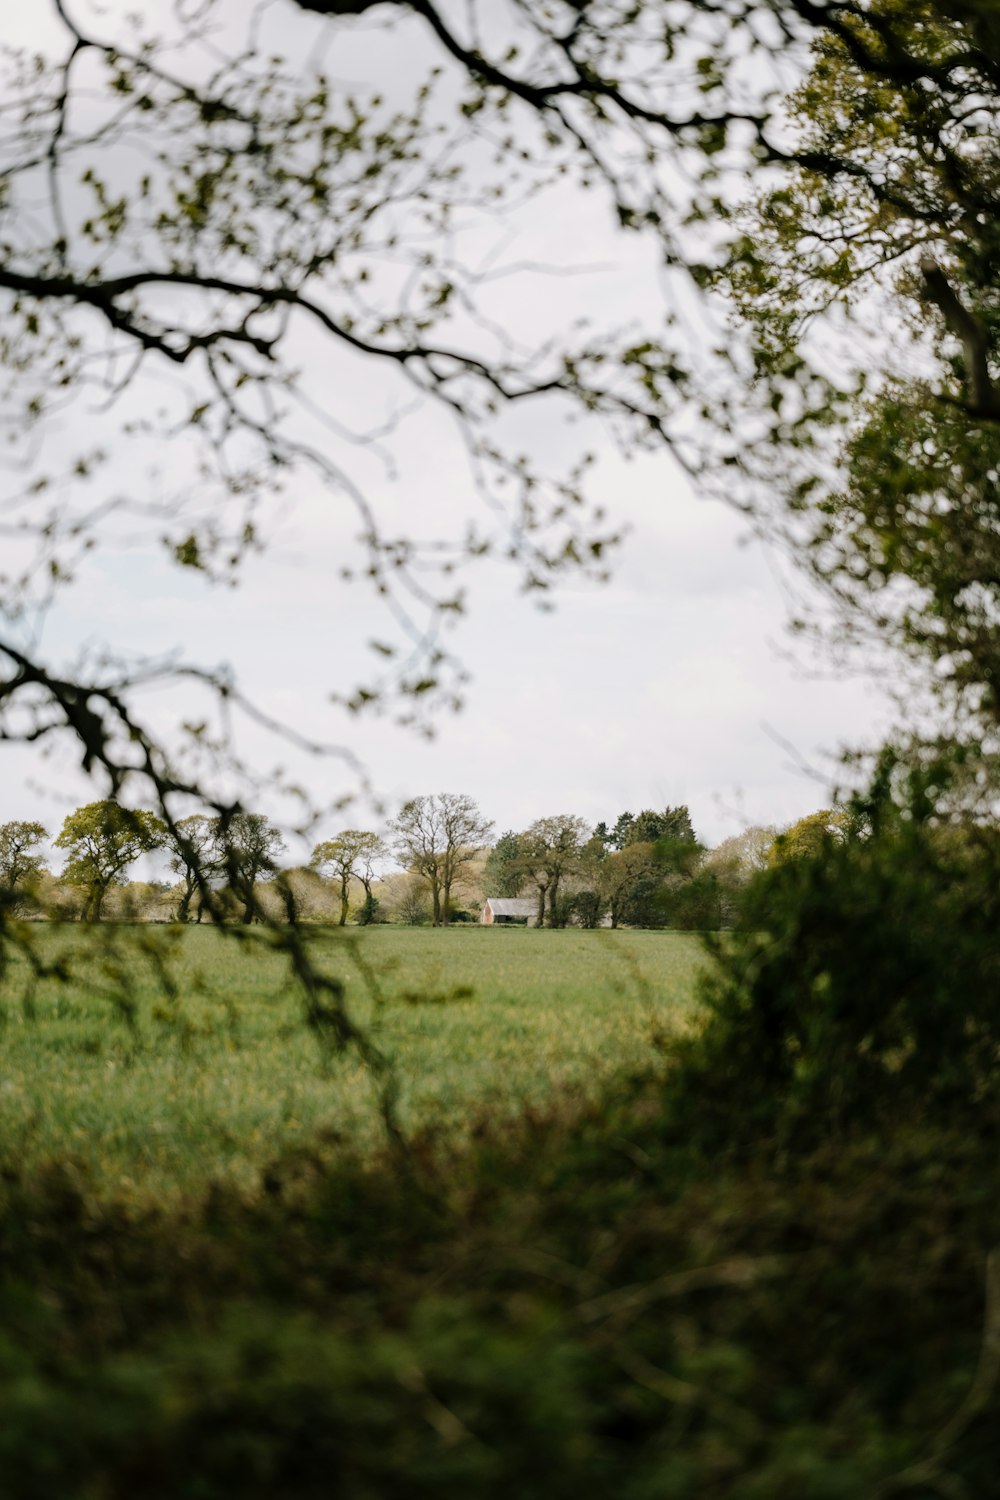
[0,1062,997,1497]
[686,765,1000,1141]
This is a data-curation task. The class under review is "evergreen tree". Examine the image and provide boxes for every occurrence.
[483,831,524,898]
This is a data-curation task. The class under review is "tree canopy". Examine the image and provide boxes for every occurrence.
[54,801,164,920]
[311,830,387,926]
[388,794,492,925]
[6,0,999,815]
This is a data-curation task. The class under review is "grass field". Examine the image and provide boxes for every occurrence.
[0,924,706,1201]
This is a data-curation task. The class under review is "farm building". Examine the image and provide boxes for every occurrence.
[481,897,537,926]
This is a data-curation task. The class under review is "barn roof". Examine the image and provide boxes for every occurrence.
[485,898,536,917]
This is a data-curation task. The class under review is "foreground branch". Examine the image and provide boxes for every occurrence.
[921,258,1000,422]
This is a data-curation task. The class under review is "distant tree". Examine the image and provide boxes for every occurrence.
[702,825,780,924]
[610,812,635,851]
[770,810,852,866]
[0,821,48,910]
[311,830,387,926]
[593,821,613,849]
[168,814,221,924]
[215,812,286,925]
[354,834,388,925]
[518,815,591,928]
[389,794,493,926]
[580,831,608,876]
[482,831,525,899]
[661,872,723,932]
[55,802,165,921]
[599,843,659,929]
[394,874,432,927]
[627,806,697,847]
[569,889,604,929]
[706,825,778,880]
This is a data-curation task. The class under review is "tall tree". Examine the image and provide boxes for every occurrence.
[353,833,388,926]
[599,844,659,930]
[717,6,1000,755]
[626,807,697,848]
[482,831,525,899]
[311,831,386,926]
[518,815,591,928]
[0,821,48,908]
[215,813,286,926]
[702,825,780,924]
[610,813,635,852]
[168,814,221,924]
[389,795,493,926]
[55,802,165,921]
[769,811,852,866]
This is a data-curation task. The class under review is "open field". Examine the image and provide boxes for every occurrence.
[0,925,706,1201]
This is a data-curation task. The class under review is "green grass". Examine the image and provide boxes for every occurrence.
[0,924,705,1201]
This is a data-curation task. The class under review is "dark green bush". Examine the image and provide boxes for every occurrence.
[662,872,723,931]
[682,815,1000,1137]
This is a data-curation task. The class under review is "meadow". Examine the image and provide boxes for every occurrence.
[0,924,706,1201]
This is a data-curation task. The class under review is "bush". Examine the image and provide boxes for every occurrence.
[355,892,380,925]
[568,890,604,928]
[662,872,723,931]
[680,814,1000,1138]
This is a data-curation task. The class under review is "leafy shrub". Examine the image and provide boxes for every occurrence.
[681,813,1000,1137]
[662,872,723,931]
[568,890,604,928]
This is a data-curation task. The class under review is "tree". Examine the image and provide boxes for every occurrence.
[55,802,165,921]
[311,831,386,926]
[482,832,525,899]
[702,825,780,924]
[610,814,635,852]
[215,813,286,925]
[388,795,493,926]
[168,814,221,924]
[599,844,659,930]
[353,834,388,926]
[518,815,591,928]
[0,821,48,911]
[626,807,697,848]
[716,6,1000,753]
[382,872,432,927]
[568,889,604,930]
[769,810,852,866]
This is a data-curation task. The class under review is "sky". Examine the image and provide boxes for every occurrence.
[0,0,895,869]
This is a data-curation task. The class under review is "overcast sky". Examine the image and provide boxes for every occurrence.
[1,1,895,867]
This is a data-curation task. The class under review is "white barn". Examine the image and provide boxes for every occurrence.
[481,897,537,926]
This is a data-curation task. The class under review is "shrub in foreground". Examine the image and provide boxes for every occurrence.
[683,812,1000,1139]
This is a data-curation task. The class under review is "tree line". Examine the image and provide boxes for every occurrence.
[0,795,834,929]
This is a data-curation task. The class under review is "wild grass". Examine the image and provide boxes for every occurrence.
[0,924,705,1201]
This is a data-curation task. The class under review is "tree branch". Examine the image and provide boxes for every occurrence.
[920,257,1000,421]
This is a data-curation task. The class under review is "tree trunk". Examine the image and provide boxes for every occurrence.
[535,884,547,927]
[90,881,109,922]
[548,874,560,928]
[441,876,452,926]
[178,875,195,923]
[339,875,349,926]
